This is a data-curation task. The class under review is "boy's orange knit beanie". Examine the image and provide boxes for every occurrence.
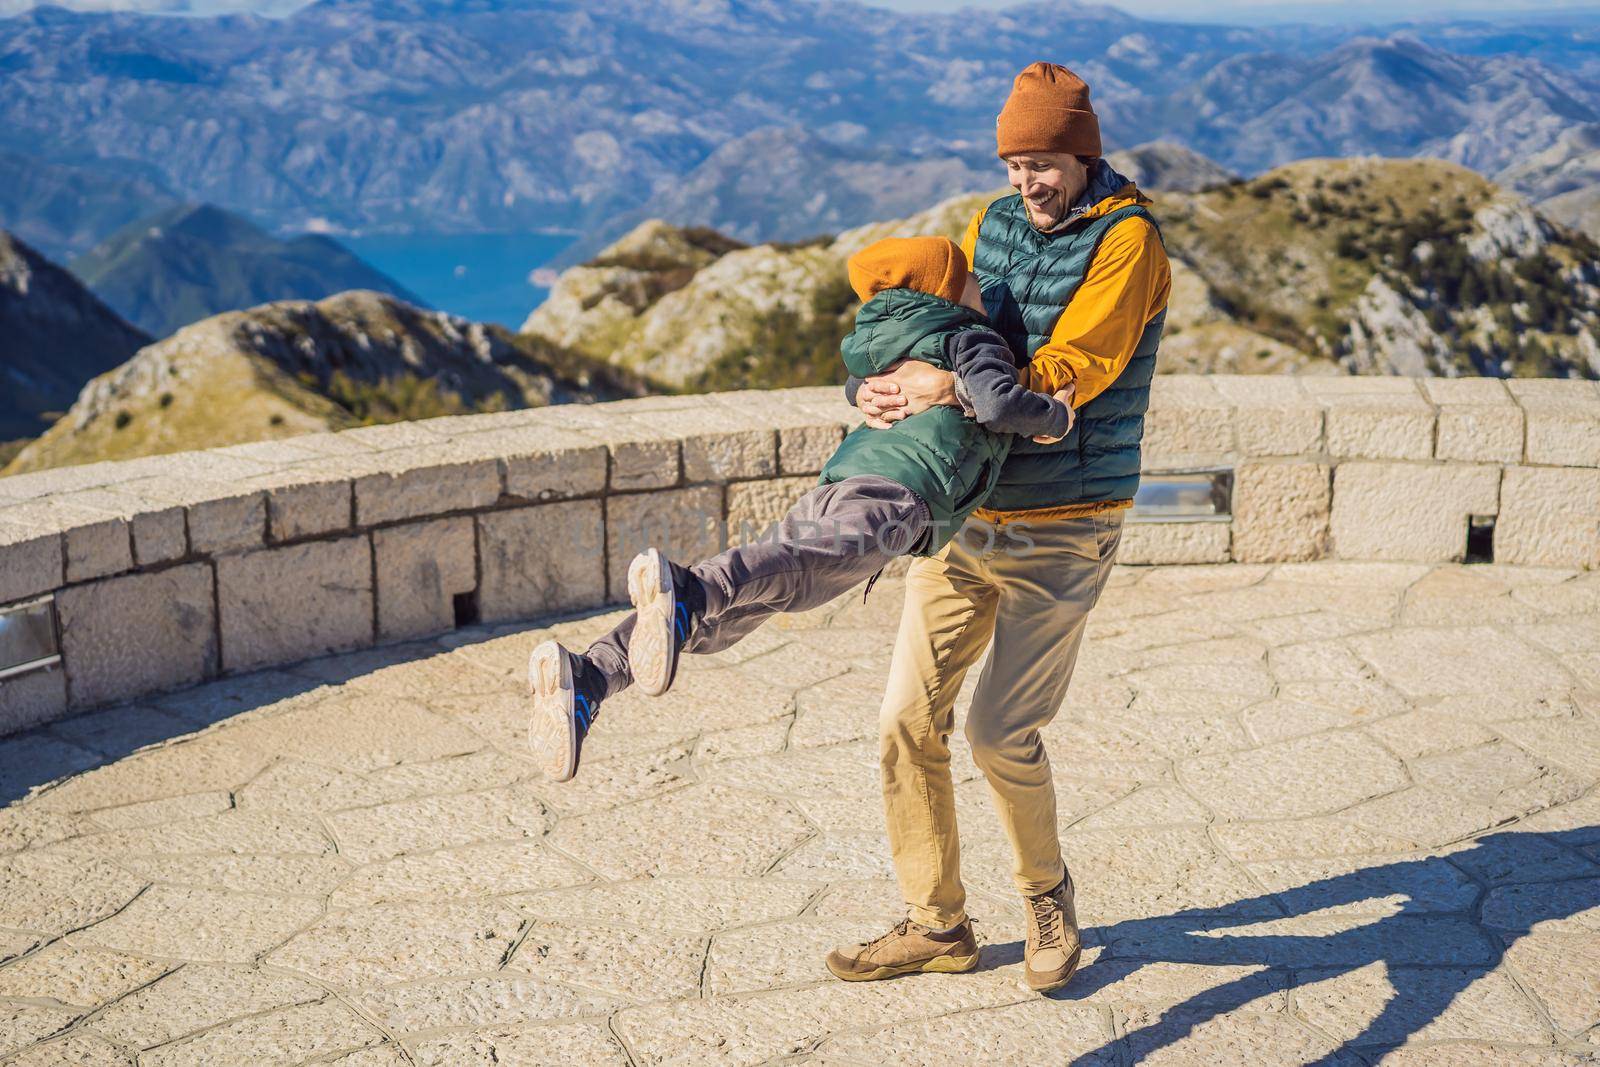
[846,236,967,305]
[995,61,1101,158]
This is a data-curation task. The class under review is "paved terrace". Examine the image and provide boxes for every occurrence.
[0,560,1597,1065]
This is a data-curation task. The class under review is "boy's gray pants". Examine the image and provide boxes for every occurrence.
[586,475,929,698]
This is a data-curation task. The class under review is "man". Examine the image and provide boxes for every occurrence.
[824,61,1172,993]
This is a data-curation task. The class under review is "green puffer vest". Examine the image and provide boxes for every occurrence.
[973,192,1165,510]
[820,289,1012,555]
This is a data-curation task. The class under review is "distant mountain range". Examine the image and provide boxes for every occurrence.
[0,231,148,440]
[1,0,1597,255]
[70,203,423,338]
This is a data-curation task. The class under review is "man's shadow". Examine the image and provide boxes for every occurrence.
[993,827,1600,1064]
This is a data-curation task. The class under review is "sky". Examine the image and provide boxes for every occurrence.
[2,0,1596,20]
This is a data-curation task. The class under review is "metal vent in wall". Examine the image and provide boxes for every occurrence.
[1130,468,1233,523]
[0,597,60,680]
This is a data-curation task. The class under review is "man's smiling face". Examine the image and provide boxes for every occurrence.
[1005,152,1091,230]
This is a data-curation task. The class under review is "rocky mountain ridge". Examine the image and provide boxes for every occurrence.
[4,289,646,474]
[522,155,1600,390]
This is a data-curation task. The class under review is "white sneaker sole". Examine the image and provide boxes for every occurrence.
[527,640,579,782]
[627,548,677,697]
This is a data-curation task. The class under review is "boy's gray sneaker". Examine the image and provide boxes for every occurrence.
[627,548,703,697]
[527,640,602,782]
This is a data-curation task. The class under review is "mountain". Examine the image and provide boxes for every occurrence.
[1155,35,1599,177]
[554,127,1000,269]
[1497,123,1600,242]
[1104,141,1237,193]
[0,230,150,440]
[0,151,178,262]
[68,203,425,339]
[1,1,1596,247]
[522,157,1600,389]
[3,290,648,474]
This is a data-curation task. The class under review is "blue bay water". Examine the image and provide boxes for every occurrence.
[339,232,574,330]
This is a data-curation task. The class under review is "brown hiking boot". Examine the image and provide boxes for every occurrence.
[1023,868,1082,993]
[825,918,980,982]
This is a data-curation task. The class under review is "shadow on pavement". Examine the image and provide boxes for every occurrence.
[1037,826,1600,1064]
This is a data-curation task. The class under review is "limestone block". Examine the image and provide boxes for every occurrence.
[1232,461,1330,563]
[208,437,326,466]
[242,468,353,543]
[374,517,477,642]
[0,520,62,605]
[217,537,374,673]
[0,664,67,734]
[486,428,608,502]
[531,408,683,492]
[121,476,266,556]
[606,486,724,602]
[0,498,131,584]
[1116,521,1230,565]
[59,488,187,568]
[1423,377,1523,464]
[1304,378,1434,460]
[1144,377,1235,463]
[477,501,605,623]
[353,450,501,527]
[1507,378,1600,466]
[778,424,844,475]
[642,410,776,483]
[1211,376,1322,456]
[1497,465,1600,569]
[56,563,217,709]
[338,421,446,451]
[610,437,681,491]
[726,478,816,541]
[1330,462,1500,562]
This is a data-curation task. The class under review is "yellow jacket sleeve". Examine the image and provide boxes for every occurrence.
[1024,217,1171,407]
[959,207,985,267]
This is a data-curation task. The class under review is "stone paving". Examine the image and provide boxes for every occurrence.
[1,560,1599,1065]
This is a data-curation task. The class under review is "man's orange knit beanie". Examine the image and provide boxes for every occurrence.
[846,236,968,305]
[995,61,1101,158]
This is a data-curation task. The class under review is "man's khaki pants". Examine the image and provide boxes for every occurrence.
[880,510,1123,928]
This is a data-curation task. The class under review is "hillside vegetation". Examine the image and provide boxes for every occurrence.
[4,291,647,475]
[522,157,1600,389]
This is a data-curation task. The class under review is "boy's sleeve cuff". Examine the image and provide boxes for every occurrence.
[953,375,978,419]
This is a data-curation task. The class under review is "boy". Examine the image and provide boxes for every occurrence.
[528,235,1075,782]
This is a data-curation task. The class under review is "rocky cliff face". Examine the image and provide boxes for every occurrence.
[5,290,645,474]
[523,157,1600,388]
[1499,123,1600,243]
[1161,160,1600,378]
[0,231,150,440]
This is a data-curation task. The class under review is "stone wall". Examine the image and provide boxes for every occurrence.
[1,376,1596,734]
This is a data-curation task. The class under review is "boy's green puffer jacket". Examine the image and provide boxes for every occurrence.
[820,289,1014,555]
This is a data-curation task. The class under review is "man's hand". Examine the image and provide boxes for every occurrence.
[859,360,958,430]
[1031,386,1077,444]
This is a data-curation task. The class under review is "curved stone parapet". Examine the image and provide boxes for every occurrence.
[0,376,1596,733]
